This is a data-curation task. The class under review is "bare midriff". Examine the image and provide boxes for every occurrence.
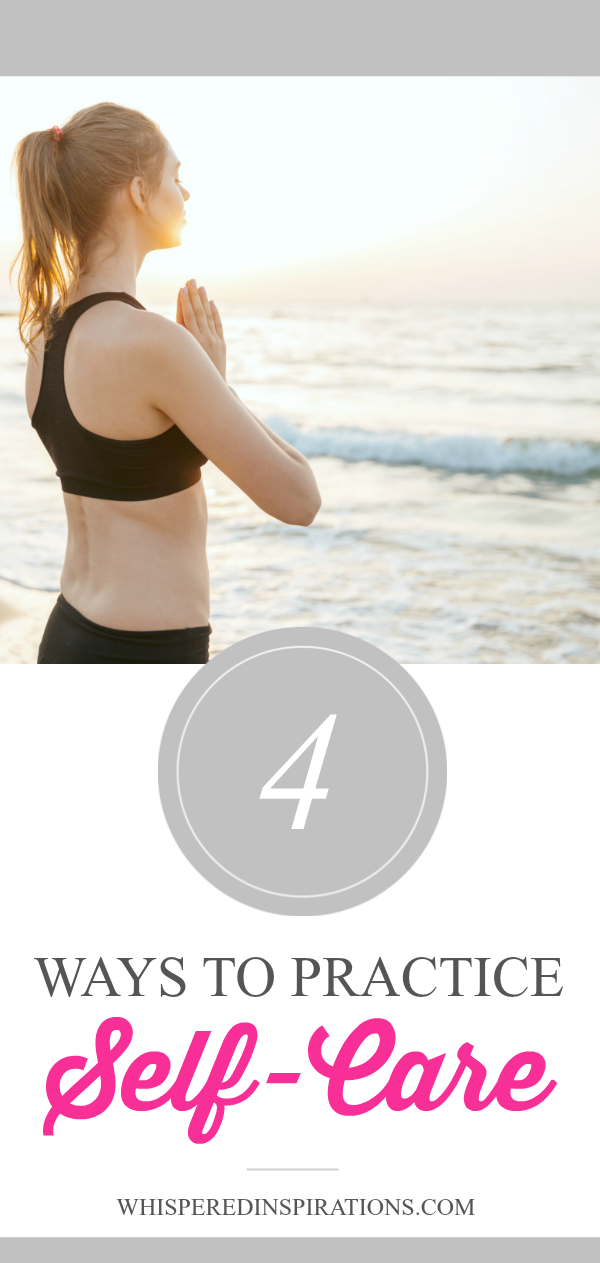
[60,480,210,631]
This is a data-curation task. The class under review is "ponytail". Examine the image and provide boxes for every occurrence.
[11,127,77,350]
[11,102,167,350]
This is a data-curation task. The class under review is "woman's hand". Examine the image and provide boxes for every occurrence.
[176,278,227,381]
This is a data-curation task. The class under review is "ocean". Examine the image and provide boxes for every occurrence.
[1,303,599,662]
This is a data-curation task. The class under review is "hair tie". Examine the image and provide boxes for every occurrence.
[50,125,63,144]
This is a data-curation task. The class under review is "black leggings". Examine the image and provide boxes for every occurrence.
[38,594,211,664]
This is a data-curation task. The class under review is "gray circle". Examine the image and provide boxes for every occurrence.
[158,628,446,915]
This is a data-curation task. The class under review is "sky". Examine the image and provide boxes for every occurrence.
[1,76,599,306]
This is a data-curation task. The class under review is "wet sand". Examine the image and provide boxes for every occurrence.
[0,579,56,664]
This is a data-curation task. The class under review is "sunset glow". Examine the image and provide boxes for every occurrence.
[1,75,599,304]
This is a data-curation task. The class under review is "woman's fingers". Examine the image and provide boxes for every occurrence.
[210,300,224,340]
[180,286,199,335]
[198,285,215,328]
[187,278,211,331]
[188,278,217,332]
[179,280,224,374]
[186,279,206,328]
[176,287,184,326]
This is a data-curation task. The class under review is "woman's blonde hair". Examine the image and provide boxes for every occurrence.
[11,101,167,349]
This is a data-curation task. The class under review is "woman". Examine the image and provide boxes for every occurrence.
[13,102,321,663]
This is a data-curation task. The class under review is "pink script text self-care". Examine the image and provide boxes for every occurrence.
[43,1017,557,1144]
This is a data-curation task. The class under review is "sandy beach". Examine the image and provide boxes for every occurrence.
[0,578,56,664]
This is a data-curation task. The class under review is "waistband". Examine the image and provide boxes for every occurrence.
[56,594,211,645]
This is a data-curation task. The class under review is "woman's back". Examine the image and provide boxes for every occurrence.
[26,293,211,631]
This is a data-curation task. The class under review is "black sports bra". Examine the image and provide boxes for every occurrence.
[31,291,208,501]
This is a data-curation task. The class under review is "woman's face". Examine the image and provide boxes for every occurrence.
[145,141,190,249]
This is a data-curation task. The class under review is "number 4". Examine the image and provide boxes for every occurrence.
[260,714,337,829]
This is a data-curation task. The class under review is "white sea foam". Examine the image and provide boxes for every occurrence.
[268,418,600,478]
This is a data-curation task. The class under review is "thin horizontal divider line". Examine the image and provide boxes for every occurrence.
[247,1167,339,1171]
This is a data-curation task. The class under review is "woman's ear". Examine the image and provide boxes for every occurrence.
[128,175,147,213]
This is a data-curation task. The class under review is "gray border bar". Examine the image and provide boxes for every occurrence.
[1,0,600,73]
[1,1239,598,1261]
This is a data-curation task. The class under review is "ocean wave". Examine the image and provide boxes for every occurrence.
[267,418,600,478]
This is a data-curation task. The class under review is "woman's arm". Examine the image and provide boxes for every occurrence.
[141,312,321,527]
[24,333,45,420]
[227,384,307,465]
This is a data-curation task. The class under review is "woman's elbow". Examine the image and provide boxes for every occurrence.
[291,485,322,526]
[278,486,321,527]
[266,462,321,526]
[294,500,321,527]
